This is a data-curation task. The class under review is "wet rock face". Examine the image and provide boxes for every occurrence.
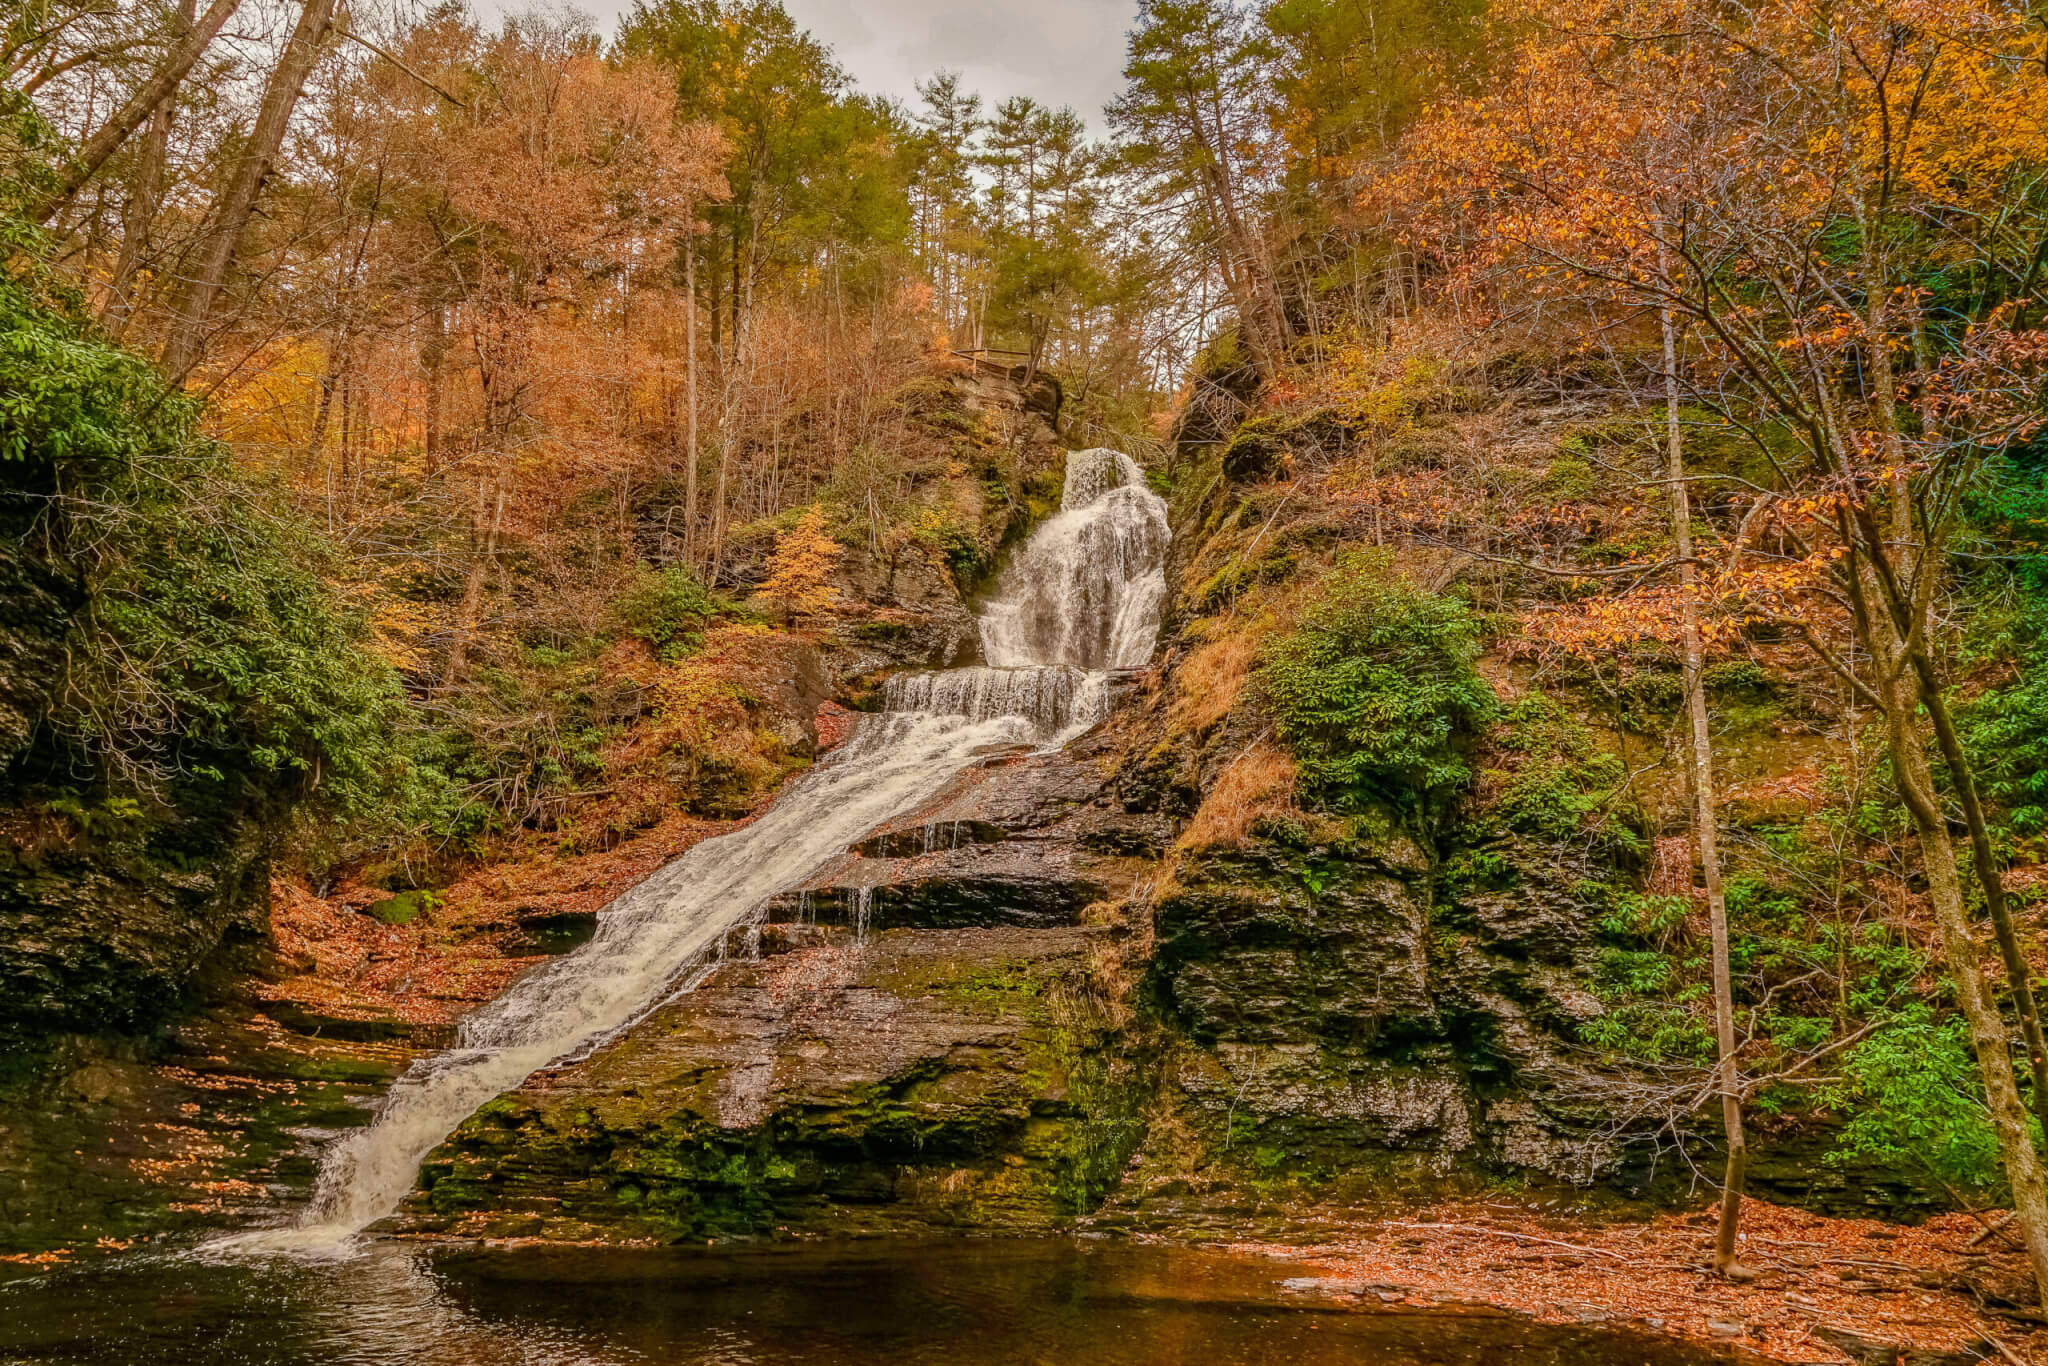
[406,736,1160,1243]
[0,549,79,769]
[766,738,1165,933]
[1155,841,1434,1048]
[408,925,1144,1243]
[0,1008,415,1254]
[826,541,980,673]
[1146,810,1644,1186]
[0,827,271,1042]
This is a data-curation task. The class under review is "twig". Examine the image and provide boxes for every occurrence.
[1967,1211,2018,1250]
[1978,1329,2027,1366]
[335,26,467,108]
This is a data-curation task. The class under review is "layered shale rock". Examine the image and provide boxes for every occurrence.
[404,740,1161,1242]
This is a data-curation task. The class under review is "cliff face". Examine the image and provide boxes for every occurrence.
[391,368,1951,1245]
[391,707,1692,1243]
[407,739,1160,1242]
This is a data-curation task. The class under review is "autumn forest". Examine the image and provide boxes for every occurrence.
[5,1,2048,1361]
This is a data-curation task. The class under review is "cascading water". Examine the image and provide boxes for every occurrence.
[218,448,1169,1256]
[978,449,1168,671]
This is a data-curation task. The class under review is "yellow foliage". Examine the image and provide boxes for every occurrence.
[758,506,844,625]
[365,592,440,675]
[647,623,788,798]
[1322,330,1441,441]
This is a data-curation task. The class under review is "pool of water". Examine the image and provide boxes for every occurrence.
[0,1238,1736,1365]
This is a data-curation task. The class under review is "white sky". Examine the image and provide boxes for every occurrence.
[477,0,1142,124]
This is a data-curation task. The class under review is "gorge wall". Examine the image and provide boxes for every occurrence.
[1,356,1932,1255]
[383,370,1927,1248]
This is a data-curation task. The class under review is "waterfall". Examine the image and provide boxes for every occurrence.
[978,449,1169,671]
[217,447,1169,1256]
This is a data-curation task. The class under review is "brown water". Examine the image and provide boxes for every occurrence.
[0,1238,1740,1365]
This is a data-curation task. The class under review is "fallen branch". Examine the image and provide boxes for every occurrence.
[1978,1329,2028,1366]
[1967,1211,2019,1250]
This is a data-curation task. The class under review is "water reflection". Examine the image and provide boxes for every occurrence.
[1,1239,1737,1365]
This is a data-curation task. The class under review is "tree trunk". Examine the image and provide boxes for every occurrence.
[729,212,744,360]
[421,301,447,473]
[33,0,242,224]
[682,229,701,566]
[303,326,348,466]
[1875,621,2048,1305]
[1663,297,1749,1277]
[444,475,506,687]
[102,0,199,336]
[160,0,338,384]
[1909,654,2048,1144]
[1849,220,2048,1144]
[1183,90,1285,377]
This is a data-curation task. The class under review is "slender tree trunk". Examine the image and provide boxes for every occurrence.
[1182,92,1284,377]
[1857,269,2048,1143]
[102,0,198,335]
[682,228,700,566]
[303,326,348,465]
[729,212,744,360]
[1909,654,2048,1144]
[707,226,724,356]
[1662,295,1749,1277]
[1874,616,2048,1304]
[445,475,506,686]
[422,300,447,473]
[32,0,242,224]
[160,0,338,384]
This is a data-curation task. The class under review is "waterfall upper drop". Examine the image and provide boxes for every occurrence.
[886,448,1169,740]
[979,448,1169,672]
[216,447,1168,1256]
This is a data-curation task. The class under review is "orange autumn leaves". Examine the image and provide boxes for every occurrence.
[1349,0,2048,666]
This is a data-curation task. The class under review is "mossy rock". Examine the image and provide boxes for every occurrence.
[1218,408,1358,485]
[889,375,956,416]
[365,889,441,925]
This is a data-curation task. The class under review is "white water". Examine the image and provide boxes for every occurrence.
[216,447,1168,1257]
[978,450,1169,671]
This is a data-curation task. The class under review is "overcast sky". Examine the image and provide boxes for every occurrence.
[477,0,1142,124]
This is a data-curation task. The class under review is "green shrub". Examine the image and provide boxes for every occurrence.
[908,505,987,583]
[1579,998,1715,1063]
[1960,658,2048,836]
[1956,446,2048,834]
[2,246,416,831]
[1491,694,1635,843]
[1543,453,1595,500]
[1258,550,1496,809]
[1820,1005,2004,1195]
[616,563,724,658]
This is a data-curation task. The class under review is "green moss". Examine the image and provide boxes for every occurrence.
[365,888,441,925]
[1544,454,1596,500]
[943,961,1049,1005]
[1485,693,1642,852]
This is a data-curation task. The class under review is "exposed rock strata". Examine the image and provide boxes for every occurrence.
[405,740,1162,1240]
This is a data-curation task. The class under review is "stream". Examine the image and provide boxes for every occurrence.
[0,1238,1746,1365]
